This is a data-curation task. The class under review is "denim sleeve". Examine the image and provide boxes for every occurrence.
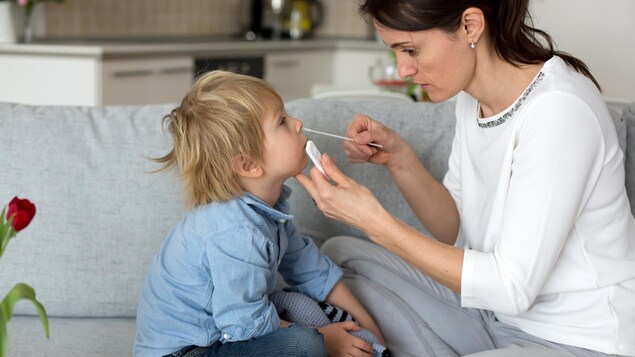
[278,221,343,301]
[206,226,280,343]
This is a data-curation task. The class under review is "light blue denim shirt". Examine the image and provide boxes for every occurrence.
[134,185,343,357]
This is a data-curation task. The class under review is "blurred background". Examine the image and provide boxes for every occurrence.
[38,0,372,40]
[0,0,632,109]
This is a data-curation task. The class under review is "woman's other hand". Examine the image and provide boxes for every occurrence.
[345,114,407,168]
[318,321,373,357]
[294,153,390,235]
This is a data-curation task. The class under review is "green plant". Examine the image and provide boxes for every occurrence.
[0,197,48,357]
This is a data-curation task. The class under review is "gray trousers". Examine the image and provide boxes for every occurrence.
[321,236,619,357]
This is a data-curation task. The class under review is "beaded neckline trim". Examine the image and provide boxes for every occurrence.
[477,71,545,129]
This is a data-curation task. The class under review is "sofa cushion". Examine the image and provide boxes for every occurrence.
[610,107,627,155]
[6,316,135,356]
[285,98,457,244]
[0,103,186,317]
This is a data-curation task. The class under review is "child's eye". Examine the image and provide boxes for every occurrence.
[279,116,287,126]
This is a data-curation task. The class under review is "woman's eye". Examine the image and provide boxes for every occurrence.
[401,48,416,57]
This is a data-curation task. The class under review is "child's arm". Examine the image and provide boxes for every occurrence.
[324,279,386,345]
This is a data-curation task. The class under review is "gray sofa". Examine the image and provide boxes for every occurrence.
[0,98,633,356]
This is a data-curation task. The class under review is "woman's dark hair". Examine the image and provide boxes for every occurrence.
[360,0,601,90]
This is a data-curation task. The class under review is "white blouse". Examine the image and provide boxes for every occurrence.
[444,56,635,355]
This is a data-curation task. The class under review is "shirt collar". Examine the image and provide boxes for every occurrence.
[241,185,294,222]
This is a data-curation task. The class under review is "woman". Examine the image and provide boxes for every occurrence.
[295,0,635,356]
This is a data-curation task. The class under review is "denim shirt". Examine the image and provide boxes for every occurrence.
[134,186,343,357]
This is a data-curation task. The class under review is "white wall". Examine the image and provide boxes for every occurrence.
[530,0,635,104]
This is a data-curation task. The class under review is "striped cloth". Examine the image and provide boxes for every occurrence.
[270,291,391,357]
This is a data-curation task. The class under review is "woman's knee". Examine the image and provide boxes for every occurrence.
[321,236,376,265]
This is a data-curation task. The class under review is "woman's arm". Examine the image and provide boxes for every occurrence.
[295,154,464,294]
[344,114,460,245]
[324,279,386,345]
[383,143,460,245]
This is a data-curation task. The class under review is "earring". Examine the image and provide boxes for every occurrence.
[470,41,476,49]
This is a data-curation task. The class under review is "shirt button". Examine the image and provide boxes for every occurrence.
[223,333,231,340]
[279,218,286,223]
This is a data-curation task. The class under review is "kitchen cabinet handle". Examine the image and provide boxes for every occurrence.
[111,69,154,78]
[159,67,193,75]
[270,59,300,68]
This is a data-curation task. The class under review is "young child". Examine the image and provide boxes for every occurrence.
[134,71,386,357]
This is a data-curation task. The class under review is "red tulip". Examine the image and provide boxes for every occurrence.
[6,197,36,232]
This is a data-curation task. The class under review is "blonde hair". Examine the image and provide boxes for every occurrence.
[153,70,283,208]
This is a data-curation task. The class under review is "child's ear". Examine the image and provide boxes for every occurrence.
[234,155,263,178]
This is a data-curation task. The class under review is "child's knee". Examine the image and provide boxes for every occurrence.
[288,324,327,356]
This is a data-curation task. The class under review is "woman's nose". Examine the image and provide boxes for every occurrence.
[397,58,417,79]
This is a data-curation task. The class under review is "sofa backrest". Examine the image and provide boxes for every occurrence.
[621,103,635,214]
[0,103,186,318]
[0,98,630,319]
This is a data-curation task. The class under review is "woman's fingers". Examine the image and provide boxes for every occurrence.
[344,140,375,162]
[319,154,350,189]
[346,114,379,156]
[293,173,319,200]
[346,114,373,138]
[300,154,381,230]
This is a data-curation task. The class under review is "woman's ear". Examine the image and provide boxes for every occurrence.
[462,7,485,45]
[234,155,263,178]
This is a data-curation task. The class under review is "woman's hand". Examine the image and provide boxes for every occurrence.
[345,114,408,168]
[294,154,389,235]
[318,321,373,357]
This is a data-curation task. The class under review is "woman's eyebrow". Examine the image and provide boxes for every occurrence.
[388,41,411,49]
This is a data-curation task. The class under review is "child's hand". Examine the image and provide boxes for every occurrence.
[318,321,373,357]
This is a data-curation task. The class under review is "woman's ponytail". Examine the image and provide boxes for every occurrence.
[494,0,601,90]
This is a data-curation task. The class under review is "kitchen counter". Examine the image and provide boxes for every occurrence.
[0,37,387,58]
[0,37,393,106]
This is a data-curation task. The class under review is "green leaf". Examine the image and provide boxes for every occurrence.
[0,207,7,235]
[0,219,15,259]
[0,207,7,258]
[0,283,49,339]
[0,209,15,259]
[0,309,8,357]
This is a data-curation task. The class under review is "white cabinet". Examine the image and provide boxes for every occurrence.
[265,48,393,102]
[0,53,102,106]
[0,41,390,106]
[0,53,193,106]
[265,50,333,102]
[330,49,394,88]
[102,57,193,105]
